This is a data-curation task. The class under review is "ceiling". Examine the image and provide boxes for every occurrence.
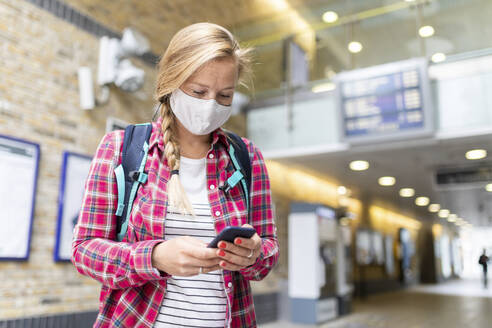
[62,0,492,226]
[272,131,492,227]
[61,0,288,55]
[63,0,492,92]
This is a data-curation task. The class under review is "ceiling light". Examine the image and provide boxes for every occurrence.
[428,204,440,213]
[322,11,339,23]
[378,176,396,186]
[486,183,492,192]
[438,209,450,218]
[348,41,363,54]
[466,149,487,160]
[415,196,430,206]
[431,53,446,63]
[405,0,416,2]
[269,0,289,11]
[447,214,457,222]
[419,25,435,38]
[337,186,347,195]
[399,188,415,198]
[349,160,369,171]
[312,82,336,93]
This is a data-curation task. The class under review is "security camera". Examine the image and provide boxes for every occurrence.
[114,59,145,92]
[96,27,149,92]
[121,28,150,56]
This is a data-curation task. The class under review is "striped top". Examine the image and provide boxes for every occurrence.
[154,155,227,328]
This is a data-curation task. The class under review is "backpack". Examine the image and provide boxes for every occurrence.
[479,255,488,265]
[113,123,252,242]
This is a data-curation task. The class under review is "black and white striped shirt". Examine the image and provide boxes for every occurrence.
[154,156,227,328]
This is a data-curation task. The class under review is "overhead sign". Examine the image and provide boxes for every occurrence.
[335,58,433,143]
[0,135,40,260]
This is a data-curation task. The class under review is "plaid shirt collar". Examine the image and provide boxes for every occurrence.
[150,115,230,154]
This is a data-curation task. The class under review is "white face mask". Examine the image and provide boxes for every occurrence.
[170,88,232,135]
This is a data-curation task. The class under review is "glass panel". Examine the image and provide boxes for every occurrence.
[291,95,339,147]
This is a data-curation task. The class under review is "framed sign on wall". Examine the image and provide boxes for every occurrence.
[0,134,40,261]
[54,151,92,262]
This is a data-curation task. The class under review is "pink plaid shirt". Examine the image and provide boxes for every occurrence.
[71,116,279,328]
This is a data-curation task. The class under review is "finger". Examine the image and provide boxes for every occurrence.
[219,259,243,271]
[217,249,253,267]
[184,236,208,246]
[239,224,260,248]
[188,265,222,276]
[185,244,219,260]
[233,235,260,250]
[202,265,221,274]
[217,241,251,257]
[189,257,222,268]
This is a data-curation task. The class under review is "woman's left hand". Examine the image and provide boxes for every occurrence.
[215,224,262,271]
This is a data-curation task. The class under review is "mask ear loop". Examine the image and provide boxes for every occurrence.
[151,103,161,122]
[152,94,172,121]
[152,101,164,122]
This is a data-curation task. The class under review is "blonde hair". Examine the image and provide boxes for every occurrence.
[154,22,253,215]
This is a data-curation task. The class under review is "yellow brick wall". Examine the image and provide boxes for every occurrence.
[0,0,160,320]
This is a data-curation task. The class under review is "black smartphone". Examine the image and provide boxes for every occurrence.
[207,226,256,248]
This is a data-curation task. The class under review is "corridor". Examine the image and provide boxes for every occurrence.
[265,280,492,328]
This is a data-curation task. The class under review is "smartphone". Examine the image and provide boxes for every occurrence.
[207,226,256,248]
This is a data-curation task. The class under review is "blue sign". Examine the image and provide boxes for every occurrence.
[336,58,433,143]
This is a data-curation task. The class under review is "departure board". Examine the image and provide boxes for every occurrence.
[335,58,433,143]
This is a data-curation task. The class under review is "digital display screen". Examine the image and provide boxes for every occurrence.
[336,58,432,142]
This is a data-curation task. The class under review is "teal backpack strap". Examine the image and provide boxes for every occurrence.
[115,123,153,242]
[114,164,126,216]
[117,141,149,241]
[221,132,252,220]
[226,146,249,213]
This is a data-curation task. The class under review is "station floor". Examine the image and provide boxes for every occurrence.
[263,279,492,328]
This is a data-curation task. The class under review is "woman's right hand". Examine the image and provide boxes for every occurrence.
[151,236,221,276]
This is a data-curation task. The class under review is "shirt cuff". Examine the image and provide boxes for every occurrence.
[133,239,168,280]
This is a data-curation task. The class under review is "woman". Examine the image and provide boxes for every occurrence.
[71,22,278,328]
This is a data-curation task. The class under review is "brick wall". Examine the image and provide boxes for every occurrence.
[0,0,162,320]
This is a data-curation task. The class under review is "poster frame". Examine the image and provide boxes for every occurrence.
[54,151,92,262]
[0,134,40,261]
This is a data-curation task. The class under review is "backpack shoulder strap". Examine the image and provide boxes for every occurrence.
[224,132,252,214]
[114,123,153,241]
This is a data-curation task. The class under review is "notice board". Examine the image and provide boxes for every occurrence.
[54,151,92,261]
[0,135,40,260]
